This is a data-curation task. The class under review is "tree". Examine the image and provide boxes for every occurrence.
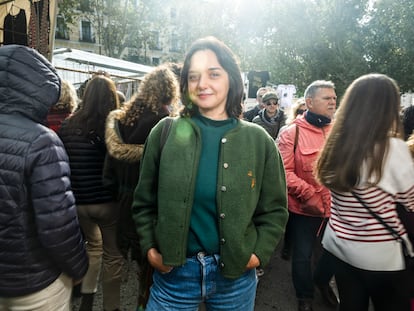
[247,0,370,96]
[57,0,414,95]
[121,0,167,64]
[363,0,414,92]
[56,0,78,25]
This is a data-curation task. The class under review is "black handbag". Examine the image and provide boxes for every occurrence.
[396,202,414,246]
[351,191,414,270]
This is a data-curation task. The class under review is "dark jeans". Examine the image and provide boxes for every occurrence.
[282,211,293,253]
[332,252,411,311]
[290,213,334,300]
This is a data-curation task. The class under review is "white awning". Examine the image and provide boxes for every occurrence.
[52,48,154,87]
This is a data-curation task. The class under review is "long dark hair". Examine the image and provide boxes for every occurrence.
[317,73,403,192]
[180,36,243,118]
[67,75,119,138]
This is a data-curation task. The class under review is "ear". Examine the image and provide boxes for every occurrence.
[305,97,312,109]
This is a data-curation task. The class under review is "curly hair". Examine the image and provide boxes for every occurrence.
[121,65,180,126]
[50,79,78,113]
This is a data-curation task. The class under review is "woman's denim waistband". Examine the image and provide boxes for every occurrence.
[187,251,220,265]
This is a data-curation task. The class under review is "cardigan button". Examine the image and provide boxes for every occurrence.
[221,138,227,143]
[223,163,229,169]
[220,262,225,268]
[220,238,226,244]
[219,213,225,219]
[220,186,227,192]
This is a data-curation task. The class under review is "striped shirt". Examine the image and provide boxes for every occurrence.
[322,138,414,271]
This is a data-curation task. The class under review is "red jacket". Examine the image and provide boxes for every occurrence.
[47,111,71,133]
[277,114,332,217]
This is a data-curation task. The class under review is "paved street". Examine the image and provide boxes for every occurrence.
[72,242,338,311]
[254,244,336,311]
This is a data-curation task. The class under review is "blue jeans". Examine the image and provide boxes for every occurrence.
[290,213,333,300]
[146,252,258,311]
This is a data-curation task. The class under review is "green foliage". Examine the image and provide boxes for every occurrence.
[57,0,414,95]
[57,0,78,24]
[363,0,414,92]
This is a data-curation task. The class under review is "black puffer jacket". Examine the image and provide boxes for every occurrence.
[58,124,114,204]
[0,45,88,297]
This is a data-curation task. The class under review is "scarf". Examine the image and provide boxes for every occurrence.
[305,110,331,128]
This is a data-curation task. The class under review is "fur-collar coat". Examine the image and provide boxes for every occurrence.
[103,107,168,260]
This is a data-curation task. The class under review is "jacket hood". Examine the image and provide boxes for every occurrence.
[257,107,284,123]
[0,45,61,123]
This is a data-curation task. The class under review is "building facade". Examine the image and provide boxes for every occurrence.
[54,0,184,66]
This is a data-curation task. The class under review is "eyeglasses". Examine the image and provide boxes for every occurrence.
[265,101,278,106]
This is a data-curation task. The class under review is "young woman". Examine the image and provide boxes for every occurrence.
[58,75,123,311]
[104,64,180,310]
[131,36,288,311]
[316,73,414,311]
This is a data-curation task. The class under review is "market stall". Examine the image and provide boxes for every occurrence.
[0,0,57,60]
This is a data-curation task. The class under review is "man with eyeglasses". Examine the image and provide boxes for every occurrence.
[252,91,286,139]
[243,87,270,122]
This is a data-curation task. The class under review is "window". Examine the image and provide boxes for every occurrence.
[55,16,69,40]
[152,57,160,66]
[170,8,177,19]
[149,31,161,50]
[78,0,92,12]
[170,33,181,52]
[80,21,95,43]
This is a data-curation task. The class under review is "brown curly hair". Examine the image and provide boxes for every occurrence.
[121,65,180,126]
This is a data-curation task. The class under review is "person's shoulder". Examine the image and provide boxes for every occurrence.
[251,114,261,123]
[107,108,125,123]
[239,118,261,129]
[243,105,259,118]
[293,115,317,132]
[237,119,274,139]
[387,137,413,165]
[148,115,182,138]
[279,121,297,136]
[390,136,410,150]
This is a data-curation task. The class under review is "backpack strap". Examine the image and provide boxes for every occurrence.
[160,117,173,151]
[293,125,299,153]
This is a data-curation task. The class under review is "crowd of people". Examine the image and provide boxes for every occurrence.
[0,36,413,311]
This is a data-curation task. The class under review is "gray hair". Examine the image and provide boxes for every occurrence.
[256,86,270,97]
[304,80,335,98]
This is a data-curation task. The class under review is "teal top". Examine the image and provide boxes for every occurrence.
[188,114,237,255]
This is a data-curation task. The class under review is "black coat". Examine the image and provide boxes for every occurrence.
[58,123,114,204]
[0,45,88,297]
[103,108,168,258]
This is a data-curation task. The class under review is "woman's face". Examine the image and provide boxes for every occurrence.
[187,49,230,120]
